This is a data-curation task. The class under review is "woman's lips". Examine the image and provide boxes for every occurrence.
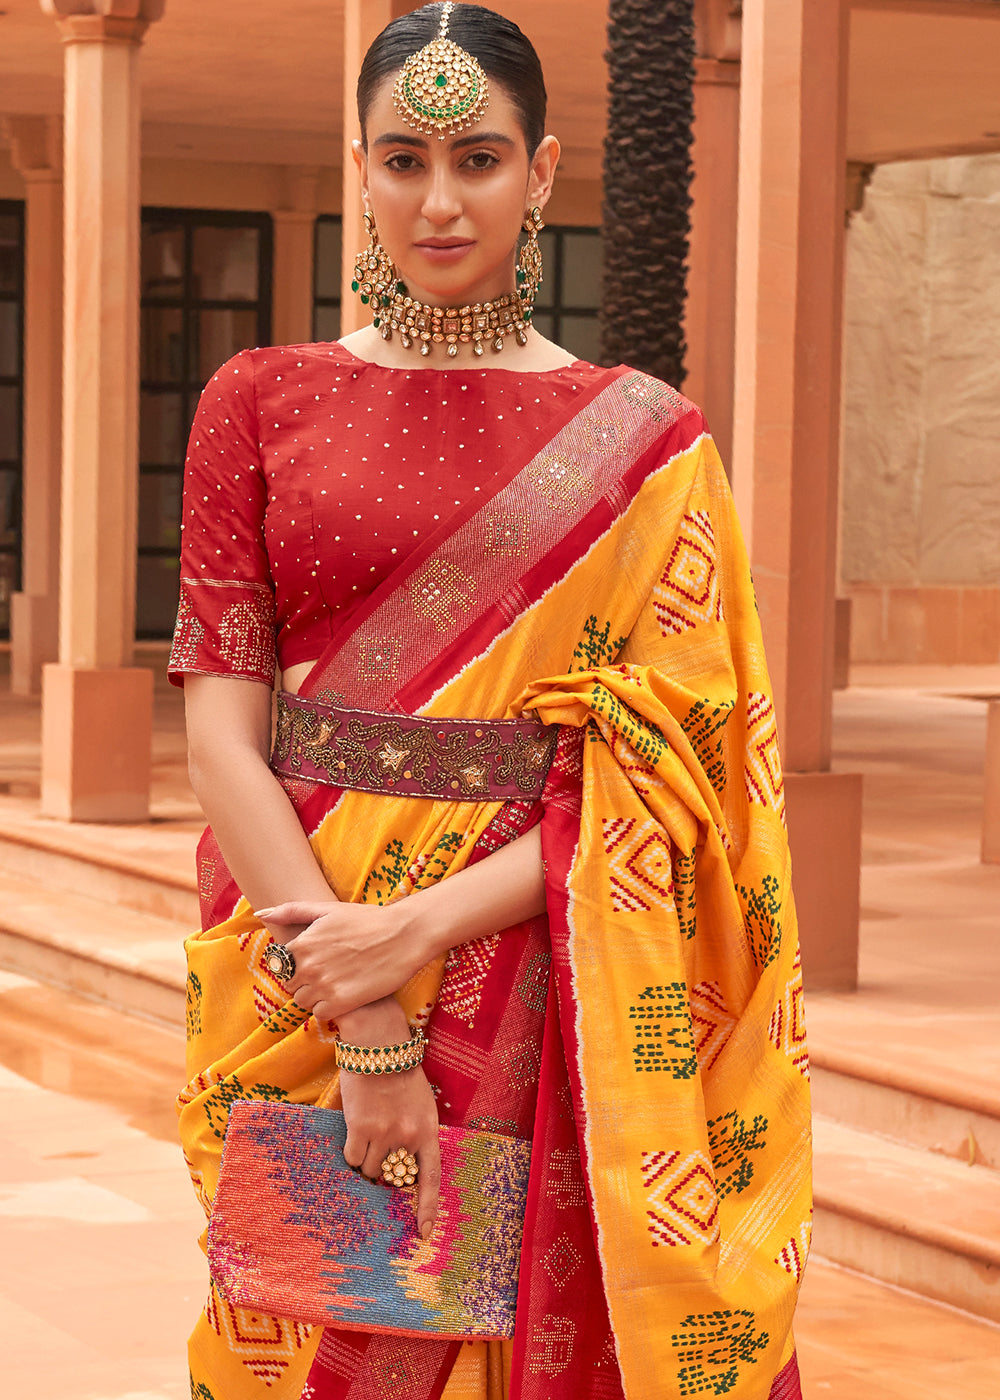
[414,240,475,264]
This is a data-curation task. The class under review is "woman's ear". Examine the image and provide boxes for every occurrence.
[526,135,561,214]
[352,138,370,207]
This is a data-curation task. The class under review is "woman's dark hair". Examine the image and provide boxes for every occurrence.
[358,3,546,155]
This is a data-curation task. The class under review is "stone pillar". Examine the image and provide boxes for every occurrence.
[340,1,420,333]
[271,167,320,346]
[685,1,741,467]
[731,0,863,990]
[38,0,165,822]
[3,115,63,697]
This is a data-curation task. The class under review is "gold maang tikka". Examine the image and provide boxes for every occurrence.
[352,206,546,358]
[392,2,490,141]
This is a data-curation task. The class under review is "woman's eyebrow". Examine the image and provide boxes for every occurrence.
[450,132,516,150]
[372,131,516,151]
[373,133,427,149]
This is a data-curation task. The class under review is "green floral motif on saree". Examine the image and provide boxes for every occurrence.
[361,838,411,904]
[589,685,671,768]
[569,613,628,672]
[186,971,203,1039]
[671,1309,770,1396]
[707,1109,769,1200]
[738,873,783,971]
[681,696,735,800]
[204,1073,289,1141]
[629,982,697,1078]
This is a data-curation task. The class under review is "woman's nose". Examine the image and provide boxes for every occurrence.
[421,169,462,225]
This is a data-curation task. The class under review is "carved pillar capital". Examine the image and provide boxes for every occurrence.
[39,0,166,43]
[3,115,63,179]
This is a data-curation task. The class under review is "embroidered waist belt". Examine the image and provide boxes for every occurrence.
[271,691,558,802]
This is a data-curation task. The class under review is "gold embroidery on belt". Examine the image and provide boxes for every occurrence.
[272,695,557,802]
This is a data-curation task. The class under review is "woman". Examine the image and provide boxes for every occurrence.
[173,6,811,1399]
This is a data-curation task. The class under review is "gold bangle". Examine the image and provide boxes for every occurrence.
[334,1026,426,1076]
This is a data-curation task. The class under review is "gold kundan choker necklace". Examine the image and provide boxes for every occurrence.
[380,290,529,357]
[352,206,546,359]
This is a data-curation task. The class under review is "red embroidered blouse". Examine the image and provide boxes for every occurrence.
[168,342,605,687]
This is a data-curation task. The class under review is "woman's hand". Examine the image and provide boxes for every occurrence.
[340,1062,441,1240]
[256,898,431,1020]
[336,999,440,1238]
[257,826,547,1019]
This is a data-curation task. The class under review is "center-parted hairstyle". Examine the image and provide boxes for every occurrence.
[358,3,547,155]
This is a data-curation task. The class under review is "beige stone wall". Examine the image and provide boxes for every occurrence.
[842,154,1000,663]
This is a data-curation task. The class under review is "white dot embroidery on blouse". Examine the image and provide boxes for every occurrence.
[178,350,594,670]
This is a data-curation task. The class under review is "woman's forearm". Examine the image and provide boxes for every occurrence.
[399,824,547,964]
[189,741,336,913]
[190,740,409,1044]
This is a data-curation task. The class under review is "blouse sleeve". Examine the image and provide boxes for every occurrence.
[167,350,276,688]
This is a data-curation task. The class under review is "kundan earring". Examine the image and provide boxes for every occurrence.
[351,205,546,357]
[516,205,545,320]
[351,210,402,323]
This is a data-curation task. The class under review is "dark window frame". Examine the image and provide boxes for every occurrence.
[139,206,272,638]
[312,213,344,342]
[533,223,602,353]
[0,199,25,640]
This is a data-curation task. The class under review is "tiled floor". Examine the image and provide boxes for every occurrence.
[0,973,200,1400]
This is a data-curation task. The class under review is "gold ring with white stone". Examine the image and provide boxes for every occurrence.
[381,1148,418,1187]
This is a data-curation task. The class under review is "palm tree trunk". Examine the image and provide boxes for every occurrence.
[600,0,696,387]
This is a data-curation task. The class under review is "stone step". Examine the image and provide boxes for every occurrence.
[0,869,187,1028]
[812,1114,1000,1323]
[796,1256,1000,1398]
[811,1046,1000,1170]
[0,819,200,925]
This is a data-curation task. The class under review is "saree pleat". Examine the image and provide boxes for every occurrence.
[179,371,810,1400]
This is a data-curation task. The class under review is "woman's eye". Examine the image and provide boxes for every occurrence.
[385,153,419,172]
[466,151,499,170]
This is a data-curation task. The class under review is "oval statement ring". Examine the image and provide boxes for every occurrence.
[264,943,296,981]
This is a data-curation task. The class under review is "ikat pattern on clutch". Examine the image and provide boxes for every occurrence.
[208,1103,531,1340]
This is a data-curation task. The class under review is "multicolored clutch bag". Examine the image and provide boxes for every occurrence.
[208,1101,532,1340]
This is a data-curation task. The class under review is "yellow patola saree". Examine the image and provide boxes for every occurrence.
[178,365,811,1400]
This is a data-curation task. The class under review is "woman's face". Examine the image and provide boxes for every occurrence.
[355,76,559,309]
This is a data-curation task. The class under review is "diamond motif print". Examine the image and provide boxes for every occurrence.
[641,1149,720,1248]
[206,1280,312,1387]
[744,691,785,820]
[437,931,501,1027]
[768,949,809,1078]
[689,980,737,1073]
[775,1218,812,1280]
[653,510,723,636]
[542,1232,584,1288]
[602,817,676,914]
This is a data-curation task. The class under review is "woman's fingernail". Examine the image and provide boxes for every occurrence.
[254,908,275,918]
[421,1220,433,1240]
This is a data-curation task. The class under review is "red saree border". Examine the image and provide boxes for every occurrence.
[396,416,706,714]
[302,372,698,712]
[769,1353,803,1399]
[299,364,630,703]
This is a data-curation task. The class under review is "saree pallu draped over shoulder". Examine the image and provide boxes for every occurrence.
[178,366,811,1400]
